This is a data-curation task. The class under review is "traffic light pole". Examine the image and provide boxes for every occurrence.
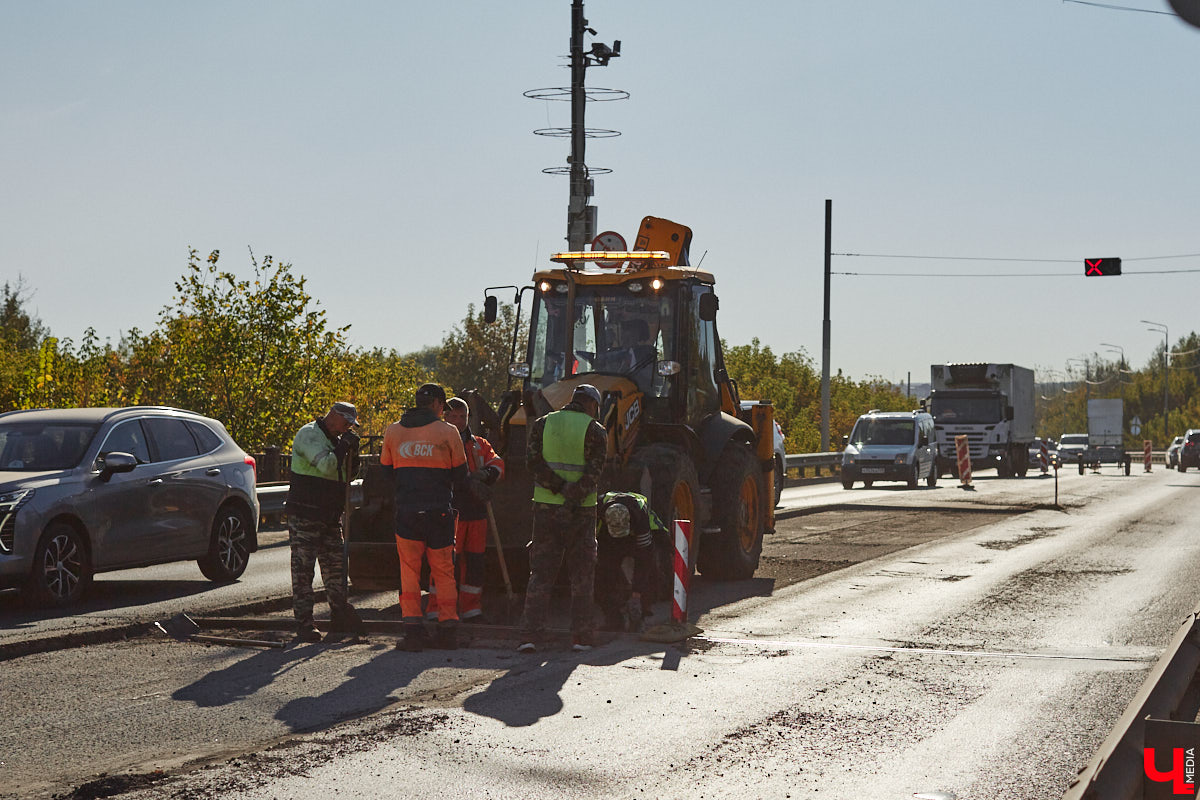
[821,199,832,453]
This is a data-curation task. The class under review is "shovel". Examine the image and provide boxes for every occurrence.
[155,613,285,649]
[485,501,521,624]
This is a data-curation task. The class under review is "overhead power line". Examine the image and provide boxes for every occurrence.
[830,251,1200,277]
[1062,0,1178,15]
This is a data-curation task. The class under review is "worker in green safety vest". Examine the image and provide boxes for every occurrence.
[518,383,608,654]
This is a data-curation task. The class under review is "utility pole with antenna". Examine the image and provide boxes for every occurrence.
[525,0,624,250]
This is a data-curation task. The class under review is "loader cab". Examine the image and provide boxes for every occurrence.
[517,258,724,428]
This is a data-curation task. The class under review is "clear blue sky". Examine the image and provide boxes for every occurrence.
[3,1,1198,385]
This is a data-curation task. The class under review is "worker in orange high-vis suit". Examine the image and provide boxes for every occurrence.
[426,396,504,622]
[381,383,467,651]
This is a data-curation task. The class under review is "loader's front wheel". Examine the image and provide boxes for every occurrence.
[628,444,704,597]
[698,442,765,581]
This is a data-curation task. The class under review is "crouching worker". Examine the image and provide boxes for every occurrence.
[285,402,365,643]
[427,396,504,623]
[382,383,467,651]
[596,491,666,632]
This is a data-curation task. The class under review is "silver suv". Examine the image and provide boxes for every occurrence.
[0,407,260,606]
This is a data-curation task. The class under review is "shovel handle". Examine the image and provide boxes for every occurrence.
[191,633,285,649]
[485,502,515,601]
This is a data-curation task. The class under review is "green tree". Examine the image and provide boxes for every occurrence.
[435,302,527,402]
[155,248,348,450]
[722,338,908,453]
[0,280,48,409]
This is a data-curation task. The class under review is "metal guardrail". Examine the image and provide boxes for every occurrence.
[256,480,363,517]
[785,452,843,478]
[257,451,847,514]
[1062,606,1200,799]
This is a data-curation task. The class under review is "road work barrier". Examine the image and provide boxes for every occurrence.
[955,435,973,489]
[1039,441,1050,473]
[673,519,692,623]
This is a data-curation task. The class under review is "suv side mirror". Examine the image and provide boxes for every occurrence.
[98,451,137,481]
[698,292,718,321]
[841,435,849,448]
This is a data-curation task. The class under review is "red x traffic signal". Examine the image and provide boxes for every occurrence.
[1084,258,1121,276]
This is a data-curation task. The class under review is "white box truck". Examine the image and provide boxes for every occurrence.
[929,363,1036,478]
[1085,398,1131,474]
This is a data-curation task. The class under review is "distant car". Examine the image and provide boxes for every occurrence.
[0,406,260,606]
[1166,436,1185,469]
[740,401,786,506]
[1058,433,1089,466]
[1180,430,1200,473]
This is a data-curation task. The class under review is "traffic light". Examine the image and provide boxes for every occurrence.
[1084,258,1121,276]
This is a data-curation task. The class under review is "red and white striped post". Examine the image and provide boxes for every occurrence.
[955,435,972,488]
[672,519,692,623]
[1144,440,1153,472]
[1039,441,1050,473]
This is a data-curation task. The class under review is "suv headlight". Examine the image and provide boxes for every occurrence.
[0,489,33,554]
[0,488,34,508]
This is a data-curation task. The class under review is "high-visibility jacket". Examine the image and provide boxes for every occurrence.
[381,407,467,512]
[533,409,597,507]
[599,492,665,549]
[286,419,346,524]
[456,431,505,522]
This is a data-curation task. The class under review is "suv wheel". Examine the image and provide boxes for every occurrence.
[198,504,251,582]
[26,522,92,607]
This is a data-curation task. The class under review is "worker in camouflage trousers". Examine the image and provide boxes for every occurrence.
[285,402,365,643]
[518,384,608,653]
[426,396,504,622]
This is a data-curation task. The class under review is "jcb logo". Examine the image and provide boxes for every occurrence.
[396,441,435,459]
[1145,747,1197,796]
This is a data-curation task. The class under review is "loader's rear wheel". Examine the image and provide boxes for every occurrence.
[698,442,765,581]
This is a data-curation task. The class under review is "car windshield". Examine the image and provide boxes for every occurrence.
[850,418,915,446]
[1060,435,1088,446]
[0,422,99,471]
[527,280,675,397]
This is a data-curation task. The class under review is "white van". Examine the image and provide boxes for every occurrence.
[841,410,938,490]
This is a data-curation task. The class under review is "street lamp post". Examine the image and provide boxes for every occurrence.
[1100,342,1126,403]
[1141,320,1169,445]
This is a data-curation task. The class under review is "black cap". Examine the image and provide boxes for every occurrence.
[415,383,447,404]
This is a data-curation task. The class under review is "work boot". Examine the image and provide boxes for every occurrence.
[293,624,323,644]
[329,605,365,634]
[433,621,458,651]
[397,623,426,652]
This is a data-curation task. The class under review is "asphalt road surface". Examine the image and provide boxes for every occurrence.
[3,464,1195,799]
